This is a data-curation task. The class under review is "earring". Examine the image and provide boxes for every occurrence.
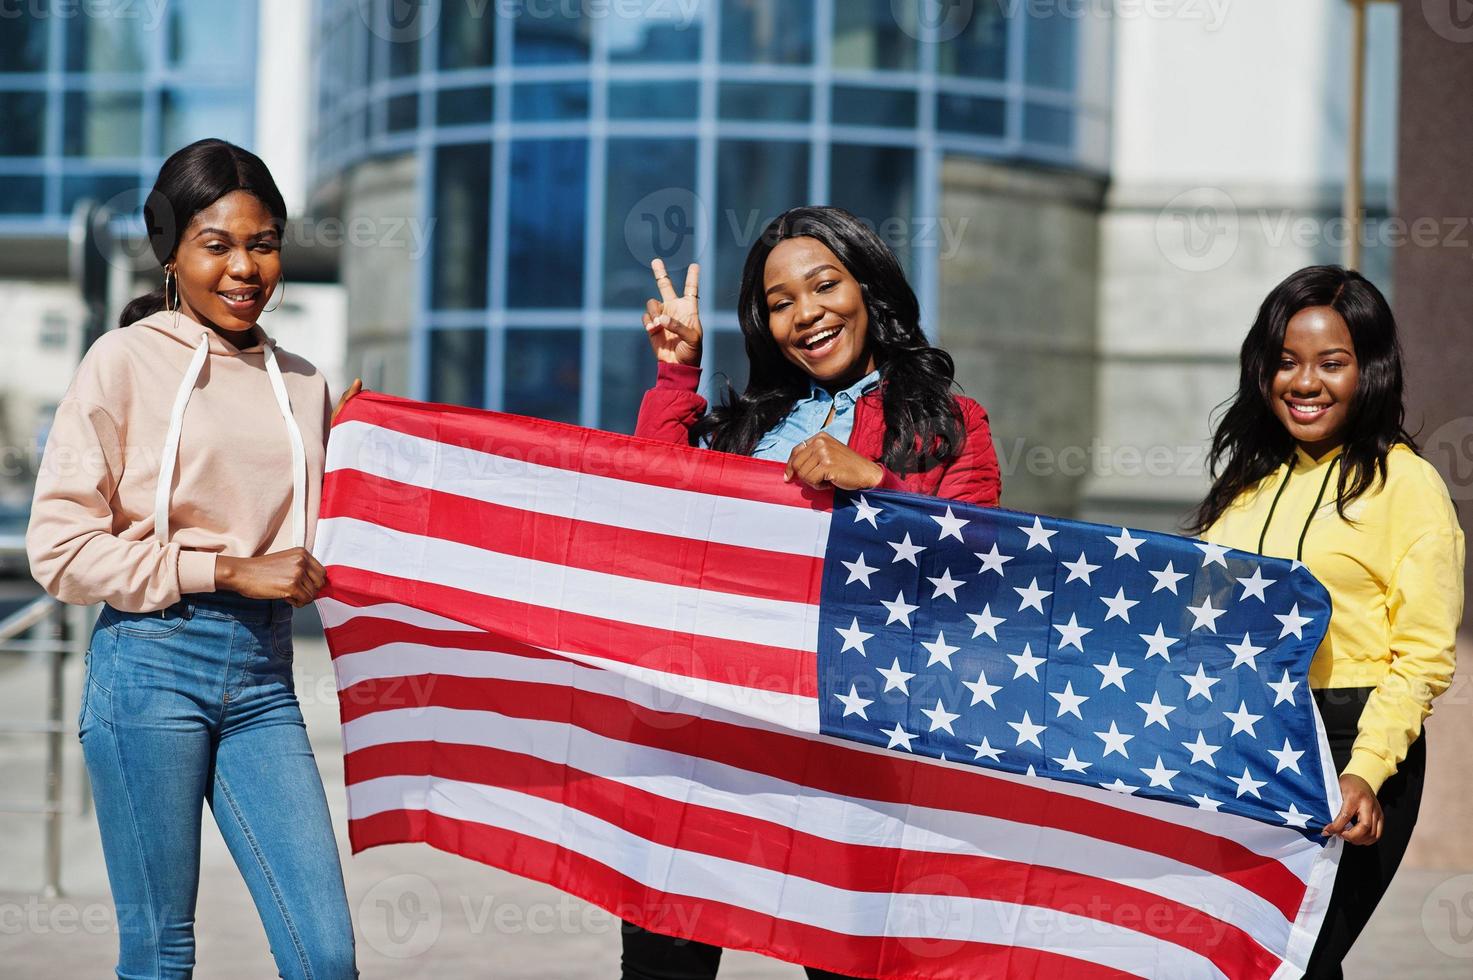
[264,275,286,314]
[163,266,177,312]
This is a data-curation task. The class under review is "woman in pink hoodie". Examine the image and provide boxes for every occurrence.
[27,139,358,979]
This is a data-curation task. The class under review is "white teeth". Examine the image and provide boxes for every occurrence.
[801,327,840,350]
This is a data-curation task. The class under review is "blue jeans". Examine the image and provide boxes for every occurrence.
[79,591,357,979]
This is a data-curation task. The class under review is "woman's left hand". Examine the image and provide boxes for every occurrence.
[784,433,885,491]
[1322,774,1383,845]
[331,378,363,425]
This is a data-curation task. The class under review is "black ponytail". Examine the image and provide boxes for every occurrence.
[119,138,287,329]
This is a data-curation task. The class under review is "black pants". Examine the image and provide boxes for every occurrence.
[621,922,857,980]
[1303,687,1426,979]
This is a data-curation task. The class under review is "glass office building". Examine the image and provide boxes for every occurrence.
[0,2,258,232]
[312,0,1107,432]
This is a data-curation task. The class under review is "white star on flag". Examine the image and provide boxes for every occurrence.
[835,618,873,655]
[1224,701,1264,738]
[1014,578,1053,613]
[1061,552,1100,585]
[853,494,881,527]
[1275,603,1312,639]
[1278,804,1313,829]
[1181,731,1221,767]
[1191,794,1223,811]
[1267,670,1299,706]
[927,568,965,601]
[1048,681,1089,719]
[881,591,919,627]
[921,699,962,735]
[834,685,874,719]
[974,543,1013,576]
[1237,566,1277,601]
[1231,767,1266,799]
[967,604,1005,641]
[1099,587,1138,623]
[1269,739,1305,774]
[1185,596,1226,633]
[1007,711,1046,748]
[1054,749,1092,774]
[1148,561,1188,594]
[1140,756,1180,790]
[841,553,878,588]
[1101,778,1139,795]
[931,506,969,542]
[1106,527,1145,560]
[876,657,915,694]
[1020,516,1058,551]
[1093,653,1133,691]
[1008,643,1045,681]
[1181,663,1220,701]
[1139,624,1180,661]
[882,722,917,751]
[921,631,961,670]
[967,737,1004,762]
[888,532,925,566]
[1052,614,1092,652]
[963,669,1002,708]
[1136,691,1176,729]
[1226,633,1266,670]
[1095,721,1134,758]
[1195,541,1230,568]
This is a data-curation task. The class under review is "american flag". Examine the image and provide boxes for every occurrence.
[317,393,1343,980]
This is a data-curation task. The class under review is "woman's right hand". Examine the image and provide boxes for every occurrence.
[215,548,327,608]
[642,258,702,367]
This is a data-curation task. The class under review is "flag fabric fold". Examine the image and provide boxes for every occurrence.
[317,392,1342,980]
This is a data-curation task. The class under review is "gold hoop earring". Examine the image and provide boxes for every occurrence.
[163,267,177,312]
[264,276,285,314]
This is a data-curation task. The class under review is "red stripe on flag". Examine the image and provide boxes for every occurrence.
[323,468,827,605]
[347,740,1279,980]
[337,392,833,512]
[322,567,819,697]
[349,808,1146,980]
[335,668,1306,921]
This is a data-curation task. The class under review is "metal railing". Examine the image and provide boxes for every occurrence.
[0,585,91,898]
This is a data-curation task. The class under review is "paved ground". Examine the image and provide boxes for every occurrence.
[2,628,1471,978]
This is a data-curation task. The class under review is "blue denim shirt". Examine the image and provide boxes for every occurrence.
[750,370,882,462]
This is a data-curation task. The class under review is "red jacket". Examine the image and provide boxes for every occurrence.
[634,362,1002,507]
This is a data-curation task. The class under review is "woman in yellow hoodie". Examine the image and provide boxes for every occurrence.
[1193,265,1464,978]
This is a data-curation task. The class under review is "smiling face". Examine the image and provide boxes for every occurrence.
[762,236,875,390]
[170,190,283,338]
[1269,306,1360,459]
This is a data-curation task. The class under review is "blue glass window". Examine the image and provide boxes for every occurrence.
[437,86,494,126]
[828,144,916,274]
[832,86,917,128]
[432,143,491,311]
[504,328,581,424]
[0,175,45,213]
[938,0,1009,80]
[936,93,1006,136]
[715,139,809,310]
[512,81,590,121]
[168,3,254,71]
[608,6,701,62]
[0,13,47,73]
[711,330,751,400]
[1025,12,1077,91]
[608,82,698,121]
[387,94,419,133]
[66,16,146,72]
[514,8,590,64]
[62,174,144,213]
[598,328,652,434]
[507,139,587,309]
[161,91,252,155]
[64,91,144,157]
[721,0,814,65]
[1024,104,1073,148]
[429,328,487,408]
[439,2,496,69]
[0,92,46,155]
[603,138,698,309]
[719,82,811,123]
[832,0,917,71]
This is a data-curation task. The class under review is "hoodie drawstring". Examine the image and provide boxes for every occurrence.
[155,332,309,553]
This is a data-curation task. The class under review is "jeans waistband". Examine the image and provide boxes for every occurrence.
[172,591,294,625]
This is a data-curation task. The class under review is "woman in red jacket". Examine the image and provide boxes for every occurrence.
[625,205,1001,980]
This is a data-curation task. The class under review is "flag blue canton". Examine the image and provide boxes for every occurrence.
[817,490,1337,836]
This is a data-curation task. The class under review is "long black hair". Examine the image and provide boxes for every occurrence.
[1190,265,1417,534]
[692,206,964,473]
[118,139,288,328]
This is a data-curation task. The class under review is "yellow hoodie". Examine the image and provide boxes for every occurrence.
[1203,443,1464,793]
[27,311,330,613]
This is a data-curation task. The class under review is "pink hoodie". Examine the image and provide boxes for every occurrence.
[27,310,331,612]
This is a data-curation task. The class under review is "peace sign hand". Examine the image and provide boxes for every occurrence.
[642,258,702,367]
